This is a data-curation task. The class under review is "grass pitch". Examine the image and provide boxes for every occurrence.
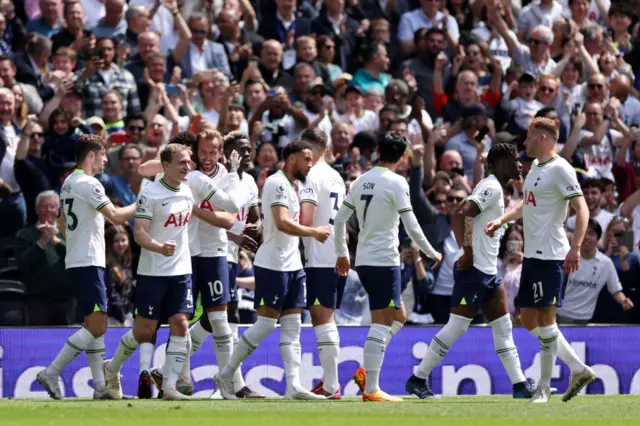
[1,396,639,426]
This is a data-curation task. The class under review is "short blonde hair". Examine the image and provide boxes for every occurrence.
[161,143,192,163]
[197,129,222,143]
[529,117,559,142]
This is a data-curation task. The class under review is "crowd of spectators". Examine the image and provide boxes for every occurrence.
[0,0,639,327]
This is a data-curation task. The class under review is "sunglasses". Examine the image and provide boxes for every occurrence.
[127,126,145,132]
[588,83,604,89]
[529,39,549,46]
[539,86,555,93]
[466,50,481,56]
[30,132,44,138]
[191,29,207,34]
[434,199,447,205]
[612,216,630,224]
[323,45,335,50]
[447,196,464,203]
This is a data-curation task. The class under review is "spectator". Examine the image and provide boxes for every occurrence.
[243,78,268,122]
[502,72,544,135]
[51,1,93,69]
[316,35,343,83]
[618,189,640,252]
[92,0,127,40]
[77,37,141,118]
[613,130,640,202]
[517,0,564,40]
[566,178,614,245]
[15,190,74,325]
[497,223,525,318]
[338,86,377,133]
[446,102,492,183]
[26,0,63,38]
[311,0,360,73]
[171,12,229,79]
[123,4,151,58]
[290,62,316,105]
[293,36,331,87]
[0,88,25,237]
[125,32,162,84]
[610,75,640,127]
[258,39,294,93]
[580,22,604,57]
[13,33,55,102]
[215,9,263,82]
[258,0,311,47]
[250,87,309,150]
[105,224,135,326]
[557,219,633,323]
[351,41,391,93]
[398,0,459,56]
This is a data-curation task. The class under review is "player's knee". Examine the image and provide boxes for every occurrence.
[169,314,189,336]
[199,313,213,332]
[134,319,158,342]
[394,307,407,324]
[84,312,108,337]
[227,302,240,324]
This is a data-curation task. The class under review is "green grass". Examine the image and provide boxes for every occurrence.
[2,396,640,426]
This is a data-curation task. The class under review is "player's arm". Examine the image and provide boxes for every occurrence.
[207,185,242,213]
[568,195,589,252]
[193,207,236,229]
[137,158,162,177]
[133,217,175,256]
[57,208,67,238]
[451,201,480,250]
[272,205,327,239]
[100,202,137,225]
[486,201,523,236]
[399,210,441,267]
[299,202,317,227]
[333,201,355,276]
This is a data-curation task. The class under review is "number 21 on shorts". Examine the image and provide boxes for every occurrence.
[533,281,543,300]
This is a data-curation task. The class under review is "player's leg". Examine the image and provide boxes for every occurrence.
[215,266,281,399]
[190,256,213,353]
[137,318,159,399]
[482,282,533,398]
[104,275,164,399]
[38,267,108,400]
[358,266,403,402]
[160,274,194,400]
[308,268,343,399]
[227,261,263,398]
[281,269,324,400]
[407,266,475,399]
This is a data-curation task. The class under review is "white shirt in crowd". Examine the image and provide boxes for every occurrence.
[299,162,346,268]
[135,177,194,276]
[523,155,583,260]
[566,208,614,245]
[0,125,20,194]
[254,170,303,272]
[227,172,260,265]
[557,250,622,320]
[577,128,622,182]
[461,175,504,275]
[60,170,111,269]
[560,0,611,24]
[337,109,378,135]
[398,9,459,44]
[518,0,564,35]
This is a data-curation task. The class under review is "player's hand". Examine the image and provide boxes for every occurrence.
[243,223,260,240]
[563,247,580,274]
[430,252,442,270]
[335,256,350,277]
[162,240,177,256]
[622,297,634,311]
[485,219,502,237]
[456,250,473,271]
[228,150,241,173]
[313,226,330,243]
[239,234,258,252]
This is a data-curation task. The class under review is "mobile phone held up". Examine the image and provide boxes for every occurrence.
[475,125,489,143]
[166,85,180,96]
[267,88,277,97]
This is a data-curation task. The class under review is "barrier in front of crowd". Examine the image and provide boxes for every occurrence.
[0,326,639,398]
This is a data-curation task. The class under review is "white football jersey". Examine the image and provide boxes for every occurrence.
[135,178,194,276]
[227,172,259,264]
[254,170,303,271]
[463,175,504,275]
[59,170,111,269]
[184,170,220,257]
[557,251,622,320]
[197,164,232,258]
[343,166,412,267]
[522,156,583,260]
[299,162,345,268]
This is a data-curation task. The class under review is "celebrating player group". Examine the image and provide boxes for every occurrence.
[35,117,596,403]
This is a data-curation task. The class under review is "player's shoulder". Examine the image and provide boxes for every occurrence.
[138,178,161,198]
[213,163,228,178]
[264,171,292,194]
[549,155,575,172]
[476,175,503,192]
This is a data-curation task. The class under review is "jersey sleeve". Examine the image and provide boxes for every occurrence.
[555,161,583,200]
[468,180,501,212]
[298,180,318,205]
[393,178,413,214]
[266,178,289,209]
[134,188,154,220]
[82,178,111,211]
[250,180,259,207]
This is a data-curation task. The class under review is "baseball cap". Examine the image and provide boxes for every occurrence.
[519,72,537,84]
[86,116,106,129]
[462,102,492,119]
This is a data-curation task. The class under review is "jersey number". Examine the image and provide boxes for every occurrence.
[328,192,340,225]
[208,280,223,297]
[361,194,374,225]
[533,281,544,300]
[64,199,78,231]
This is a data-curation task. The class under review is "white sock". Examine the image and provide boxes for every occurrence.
[363,324,389,394]
[490,314,526,385]
[416,314,471,380]
[314,323,340,393]
[229,323,246,391]
[189,321,211,354]
[47,327,94,377]
[220,316,277,380]
[85,335,105,391]
[386,320,404,348]
[107,330,140,373]
[280,314,303,391]
[139,342,154,374]
[178,334,193,383]
[164,335,188,391]
[209,311,233,372]
[538,324,560,388]
[557,333,586,373]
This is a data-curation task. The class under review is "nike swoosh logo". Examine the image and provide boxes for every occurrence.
[162,201,170,206]
[211,296,222,302]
